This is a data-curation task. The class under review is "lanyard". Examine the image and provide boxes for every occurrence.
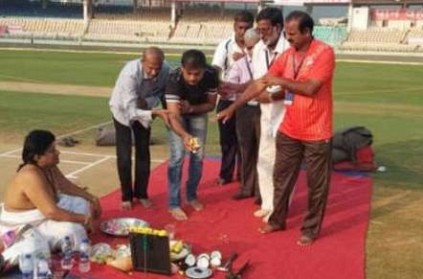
[265,50,278,70]
[244,56,254,80]
[292,53,306,80]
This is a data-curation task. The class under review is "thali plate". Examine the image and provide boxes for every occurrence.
[100,218,149,237]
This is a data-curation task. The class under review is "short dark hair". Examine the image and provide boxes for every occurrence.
[256,7,284,28]
[19,130,55,170]
[234,10,254,25]
[285,11,314,34]
[181,49,207,69]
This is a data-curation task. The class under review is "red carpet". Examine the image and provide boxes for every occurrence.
[73,158,372,279]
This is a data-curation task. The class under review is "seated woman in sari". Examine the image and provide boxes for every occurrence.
[0,130,102,267]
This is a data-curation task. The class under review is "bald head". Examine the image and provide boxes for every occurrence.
[142,47,165,62]
[244,28,260,46]
[244,28,260,56]
[141,47,165,79]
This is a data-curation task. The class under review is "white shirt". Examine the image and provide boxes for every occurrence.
[212,34,244,101]
[252,35,290,137]
[109,59,170,128]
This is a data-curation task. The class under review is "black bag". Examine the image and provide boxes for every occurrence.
[332,126,373,164]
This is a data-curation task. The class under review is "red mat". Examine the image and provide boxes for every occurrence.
[72,158,372,279]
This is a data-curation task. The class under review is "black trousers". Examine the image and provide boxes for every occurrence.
[269,132,332,239]
[113,118,151,202]
[217,99,241,182]
[235,104,261,196]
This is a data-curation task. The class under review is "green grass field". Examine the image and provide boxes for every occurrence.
[0,49,422,278]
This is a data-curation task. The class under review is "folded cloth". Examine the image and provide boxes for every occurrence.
[57,193,90,216]
[0,204,46,230]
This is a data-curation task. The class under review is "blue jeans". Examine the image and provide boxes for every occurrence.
[167,113,208,208]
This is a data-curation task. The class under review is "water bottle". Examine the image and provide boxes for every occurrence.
[18,254,33,279]
[61,236,73,270]
[35,259,49,279]
[78,238,91,273]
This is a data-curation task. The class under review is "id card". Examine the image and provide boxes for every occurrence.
[284,92,294,106]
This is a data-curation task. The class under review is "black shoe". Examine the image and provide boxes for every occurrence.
[232,192,252,200]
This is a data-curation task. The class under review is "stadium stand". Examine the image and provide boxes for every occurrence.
[407,27,423,50]
[339,27,420,52]
[0,1,422,53]
[0,18,84,40]
[84,19,171,43]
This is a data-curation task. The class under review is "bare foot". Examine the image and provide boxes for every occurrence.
[137,198,153,208]
[188,200,204,211]
[254,209,270,218]
[169,207,188,221]
[296,235,314,246]
[258,224,284,234]
[120,201,132,211]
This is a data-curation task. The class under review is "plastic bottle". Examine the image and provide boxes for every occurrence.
[18,254,33,279]
[78,238,91,273]
[61,236,73,270]
[35,259,49,279]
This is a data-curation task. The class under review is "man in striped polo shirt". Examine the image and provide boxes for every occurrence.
[218,11,335,245]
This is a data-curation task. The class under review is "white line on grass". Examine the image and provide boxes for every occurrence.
[60,150,115,158]
[0,121,112,157]
[336,86,423,96]
[57,121,111,139]
[3,47,423,65]
[0,73,49,83]
[337,59,423,66]
[0,154,90,165]
[65,156,112,178]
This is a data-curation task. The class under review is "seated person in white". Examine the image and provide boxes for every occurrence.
[0,130,102,268]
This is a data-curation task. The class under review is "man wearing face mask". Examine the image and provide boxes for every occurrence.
[165,49,219,221]
[212,10,254,187]
[219,7,289,221]
[110,47,171,211]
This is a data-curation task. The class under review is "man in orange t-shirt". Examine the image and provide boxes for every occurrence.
[260,11,335,245]
[217,11,335,245]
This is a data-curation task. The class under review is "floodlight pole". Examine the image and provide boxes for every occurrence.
[171,0,176,28]
[83,0,89,26]
[347,2,353,32]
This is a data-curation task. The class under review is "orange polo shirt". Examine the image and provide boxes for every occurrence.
[268,39,335,141]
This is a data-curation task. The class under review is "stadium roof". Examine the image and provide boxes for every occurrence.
[173,0,260,2]
[351,0,423,4]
